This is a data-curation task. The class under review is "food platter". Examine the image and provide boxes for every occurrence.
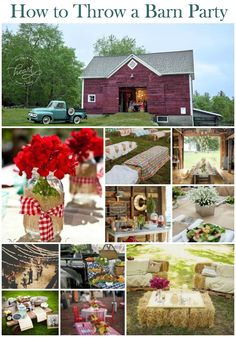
[182,223,226,242]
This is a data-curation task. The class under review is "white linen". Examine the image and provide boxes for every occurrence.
[147,261,162,273]
[105,141,137,160]
[33,307,47,322]
[106,165,138,184]
[202,267,217,277]
[216,264,234,278]
[205,276,234,294]
[127,273,153,287]
[18,315,34,331]
[127,259,149,276]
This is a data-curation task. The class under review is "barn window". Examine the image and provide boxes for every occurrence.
[157,116,168,123]
[128,59,138,70]
[88,94,96,103]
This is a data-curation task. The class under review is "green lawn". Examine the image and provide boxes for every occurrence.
[126,244,234,335]
[184,151,220,169]
[106,132,170,184]
[2,291,58,335]
[2,108,156,126]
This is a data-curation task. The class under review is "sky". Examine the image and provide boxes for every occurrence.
[3,23,234,97]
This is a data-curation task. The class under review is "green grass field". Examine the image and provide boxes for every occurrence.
[2,108,155,126]
[184,151,220,169]
[126,244,234,335]
[106,132,170,184]
[2,291,58,335]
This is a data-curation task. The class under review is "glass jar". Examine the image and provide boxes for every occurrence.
[23,171,64,241]
[69,160,100,206]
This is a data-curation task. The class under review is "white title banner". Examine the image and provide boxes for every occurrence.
[0,0,235,23]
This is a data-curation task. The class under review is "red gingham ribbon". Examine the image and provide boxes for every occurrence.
[20,196,64,242]
[70,168,103,197]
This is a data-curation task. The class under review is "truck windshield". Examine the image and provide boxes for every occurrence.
[47,101,65,109]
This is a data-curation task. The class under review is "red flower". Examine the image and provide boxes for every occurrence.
[66,129,103,163]
[150,276,170,290]
[13,134,77,179]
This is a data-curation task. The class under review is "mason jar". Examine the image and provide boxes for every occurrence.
[23,171,64,241]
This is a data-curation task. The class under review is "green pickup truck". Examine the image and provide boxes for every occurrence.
[28,100,87,125]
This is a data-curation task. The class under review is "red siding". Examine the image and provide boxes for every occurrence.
[83,60,191,115]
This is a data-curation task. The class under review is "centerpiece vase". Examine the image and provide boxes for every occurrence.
[195,204,215,217]
[23,172,64,240]
[69,160,100,206]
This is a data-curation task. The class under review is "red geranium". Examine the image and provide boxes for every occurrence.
[150,276,170,290]
[13,134,77,179]
[66,129,103,163]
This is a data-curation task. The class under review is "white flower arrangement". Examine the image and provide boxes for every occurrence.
[189,187,219,207]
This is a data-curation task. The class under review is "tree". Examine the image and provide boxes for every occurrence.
[94,34,146,56]
[212,92,234,125]
[185,136,219,152]
[2,24,83,107]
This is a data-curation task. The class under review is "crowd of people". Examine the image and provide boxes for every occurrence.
[2,262,48,289]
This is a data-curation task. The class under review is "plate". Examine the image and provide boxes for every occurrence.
[41,302,48,309]
[182,223,226,242]
[12,313,21,320]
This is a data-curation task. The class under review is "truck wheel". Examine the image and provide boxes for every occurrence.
[73,116,81,124]
[68,108,75,116]
[42,116,51,125]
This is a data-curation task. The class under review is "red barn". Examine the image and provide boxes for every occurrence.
[81,50,196,126]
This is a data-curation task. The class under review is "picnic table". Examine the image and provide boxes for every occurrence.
[6,307,53,327]
[75,322,121,335]
[191,161,217,184]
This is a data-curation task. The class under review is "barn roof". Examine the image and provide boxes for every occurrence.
[81,50,194,79]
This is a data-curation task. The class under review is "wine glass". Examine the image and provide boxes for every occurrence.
[157,215,165,227]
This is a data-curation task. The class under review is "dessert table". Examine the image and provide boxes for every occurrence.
[106,224,171,242]
[75,322,120,335]
[138,291,215,329]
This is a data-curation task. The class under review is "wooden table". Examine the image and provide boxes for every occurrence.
[172,197,234,234]
[106,225,171,242]
[6,307,53,327]
[138,291,215,329]
[75,322,121,335]
[191,162,217,184]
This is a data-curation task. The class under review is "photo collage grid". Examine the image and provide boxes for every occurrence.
[1,23,234,337]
